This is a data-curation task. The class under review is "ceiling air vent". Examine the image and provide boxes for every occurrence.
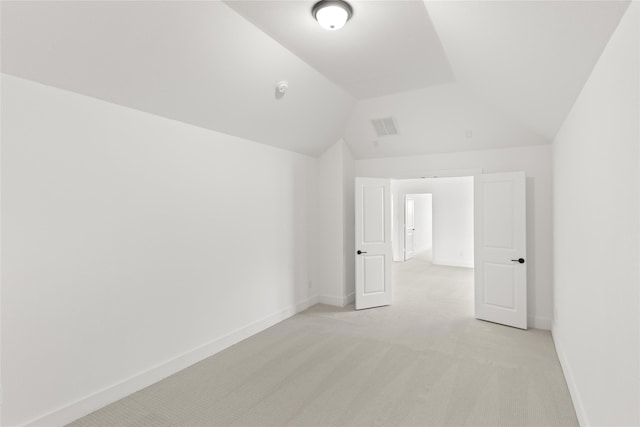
[371,117,399,137]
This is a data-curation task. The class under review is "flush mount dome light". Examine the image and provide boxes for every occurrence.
[312,0,353,31]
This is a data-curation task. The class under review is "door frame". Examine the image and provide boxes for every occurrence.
[386,169,528,328]
[404,195,415,261]
[402,193,434,262]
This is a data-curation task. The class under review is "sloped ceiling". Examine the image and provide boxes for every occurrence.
[1,1,630,159]
[226,0,455,99]
[344,83,550,159]
[424,0,630,141]
[229,0,629,158]
[0,1,355,157]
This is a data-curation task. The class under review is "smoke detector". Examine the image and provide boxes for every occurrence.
[275,81,288,100]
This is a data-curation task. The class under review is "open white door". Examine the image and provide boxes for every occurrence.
[474,171,527,329]
[404,197,415,261]
[355,177,392,310]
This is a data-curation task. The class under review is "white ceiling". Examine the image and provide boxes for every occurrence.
[226,0,455,100]
[1,1,355,157]
[344,82,549,159]
[424,0,630,141]
[1,1,630,159]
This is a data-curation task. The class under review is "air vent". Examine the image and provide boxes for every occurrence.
[371,117,399,137]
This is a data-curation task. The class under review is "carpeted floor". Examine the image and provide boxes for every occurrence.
[69,251,578,426]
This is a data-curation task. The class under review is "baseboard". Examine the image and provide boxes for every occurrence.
[551,328,589,426]
[528,315,552,330]
[319,294,343,307]
[296,295,320,312]
[319,293,354,307]
[343,292,355,306]
[24,295,320,427]
[432,258,474,268]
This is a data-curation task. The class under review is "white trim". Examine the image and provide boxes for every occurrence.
[296,295,320,313]
[552,329,589,426]
[390,168,483,180]
[319,293,354,307]
[343,292,355,306]
[319,295,344,307]
[528,315,552,330]
[23,295,320,427]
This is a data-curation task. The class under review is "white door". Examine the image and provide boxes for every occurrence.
[474,171,527,329]
[404,197,415,261]
[355,177,392,310]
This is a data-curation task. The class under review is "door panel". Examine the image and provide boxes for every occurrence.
[363,186,385,243]
[474,172,527,329]
[363,256,385,294]
[483,263,516,309]
[355,178,392,310]
[483,180,515,248]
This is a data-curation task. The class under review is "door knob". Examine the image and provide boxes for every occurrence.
[357,250,368,255]
[511,258,525,264]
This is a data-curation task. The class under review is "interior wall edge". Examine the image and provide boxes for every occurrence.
[319,293,352,307]
[528,315,552,331]
[344,292,355,306]
[551,329,589,426]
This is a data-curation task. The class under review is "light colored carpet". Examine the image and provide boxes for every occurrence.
[69,251,578,426]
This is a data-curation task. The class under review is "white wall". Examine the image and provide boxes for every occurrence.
[552,4,639,426]
[317,139,355,307]
[1,75,320,427]
[342,143,356,302]
[356,144,553,329]
[407,193,432,254]
[392,178,473,267]
[318,141,345,307]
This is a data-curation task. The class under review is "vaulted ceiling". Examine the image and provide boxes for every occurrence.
[1,1,630,159]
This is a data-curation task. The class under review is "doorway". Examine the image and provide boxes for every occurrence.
[355,172,528,329]
[392,177,474,268]
[404,193,433,262]
[392,177,475,315]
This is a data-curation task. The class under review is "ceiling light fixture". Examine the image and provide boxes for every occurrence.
[312,0,353,31]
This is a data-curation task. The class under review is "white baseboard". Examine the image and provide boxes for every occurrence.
[343,292,355,306]
[552,328,589,426]
[319,294,343,307]
[24,295,320,427]
[432,258,474,268]
[319,293,354,307]
[296,295,320,312]
[528,315,552,330]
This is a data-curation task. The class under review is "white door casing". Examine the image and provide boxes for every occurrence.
[355,177,392,310]
[404,196,415,261]
[474,172,527,329]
